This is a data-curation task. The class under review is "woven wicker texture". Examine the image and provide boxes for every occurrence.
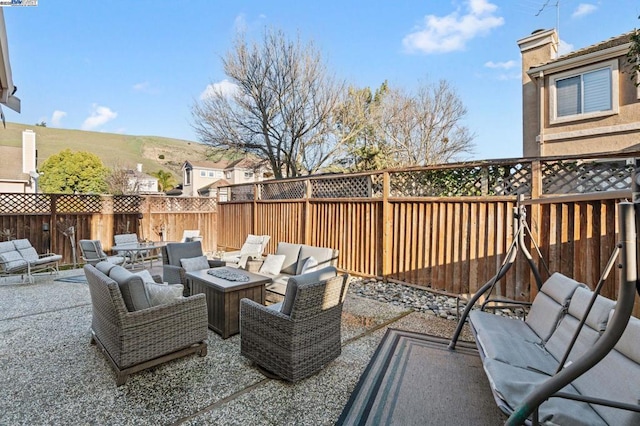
[84,265,208,385]
[240,274,349,382]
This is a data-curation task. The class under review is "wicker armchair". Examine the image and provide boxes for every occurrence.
[161,241,224,296]
[240,266,349,382]
[84,264,208,386]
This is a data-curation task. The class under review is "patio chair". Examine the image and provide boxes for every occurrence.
[0,239,62,283]
[221,234,270,268]
[240,266,349,382]
[162,241,224,296]
[84,263,208,386]
[79,240,125,266]
[181,230,202,242]
[113,233,148,265]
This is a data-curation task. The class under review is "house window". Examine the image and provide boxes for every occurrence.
[208,171,215,177]
[185,169,191,185]
[200,171,207,177]
[225,172,232,179]
[550,59,618,123]
[244,171,254,179]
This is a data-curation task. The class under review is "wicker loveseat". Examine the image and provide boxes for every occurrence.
[240,266,349,382]
[0,239,62,282]
[84,262,208,385]
[245,242,339,303]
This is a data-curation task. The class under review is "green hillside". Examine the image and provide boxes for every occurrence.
[0,122,211,179]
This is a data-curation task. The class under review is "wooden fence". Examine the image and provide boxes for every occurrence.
[0,194,217,265]
[218,153,640,315]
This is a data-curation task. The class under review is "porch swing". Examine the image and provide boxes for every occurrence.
[447,193,640,425]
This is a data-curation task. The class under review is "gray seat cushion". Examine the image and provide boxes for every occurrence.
[483,358,606,425]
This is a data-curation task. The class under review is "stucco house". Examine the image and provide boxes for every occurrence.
[0,129,37,193]
[127,164,159,194]
[181,158,269,198]
[518,29,640,157]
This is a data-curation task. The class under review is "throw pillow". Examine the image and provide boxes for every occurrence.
[145,283,184,307]
[240,242,263,256]
[134,269,156,284]
[180,255,210,271]
[245,234,265,245]
[258,254,286,276]
[300,256,318,274]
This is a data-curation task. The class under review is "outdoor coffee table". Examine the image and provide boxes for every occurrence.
[186,267,271,339]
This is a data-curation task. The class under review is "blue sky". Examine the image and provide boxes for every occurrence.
[2,0,639,160]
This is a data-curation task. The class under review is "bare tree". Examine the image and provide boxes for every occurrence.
[105,164,138,195]
[192,29,350,178]
[378,80,474,166]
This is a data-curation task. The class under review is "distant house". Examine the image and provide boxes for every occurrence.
[0,130,37,193]
[181,158,269,198]
[127,164,159,194]
[518,29,640,157]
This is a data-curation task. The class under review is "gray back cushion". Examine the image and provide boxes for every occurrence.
[165,241,203,266]
[567,286,616,333]
[107,265,151,311]
[526,273,584,341]
[281,266,337,316]
[276,242,302,275]
[95,261,117,276]
[295,245,337,275]
[571,315,640,425]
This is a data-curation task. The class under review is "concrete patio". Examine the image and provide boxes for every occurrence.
[0,268,477,425]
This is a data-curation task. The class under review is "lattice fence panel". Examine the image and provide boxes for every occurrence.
[488,163,531,196]
[230,184,255,201]
[260,181,305,200]
[542,159,632,195]
[0,193,51,214]
[389,163,531,197]
[113,195,142,213]
[54,194,103,213]
[149,196,217,212]
[311,175,375,198]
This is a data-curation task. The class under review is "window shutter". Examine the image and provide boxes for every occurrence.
[583,68,611,113]
[556,76,581,117]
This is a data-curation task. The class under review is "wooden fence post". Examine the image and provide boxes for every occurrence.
[529,159,543,300]
[304,179,311,245]
[252,183,258,234]
[381,171,392,278]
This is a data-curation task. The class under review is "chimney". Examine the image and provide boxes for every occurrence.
[22,129,36,174]
[136,163,143,173]
[517,29,558,157]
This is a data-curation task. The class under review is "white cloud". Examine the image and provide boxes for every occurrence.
[133,81,160,95]
[234,14,247,33]
[484,60,516,69]
[50,110,67,126]
[81,104,117,130]
[572,3,597,19]
[402,0,504,54]
[558,39,574,56]
[200,79,239,100]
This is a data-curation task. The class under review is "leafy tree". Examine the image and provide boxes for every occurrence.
[151,169,177,192]
[192,28,349,178]
[628,23,640,86]
[39,149,108,194]
[335,82,395,172]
